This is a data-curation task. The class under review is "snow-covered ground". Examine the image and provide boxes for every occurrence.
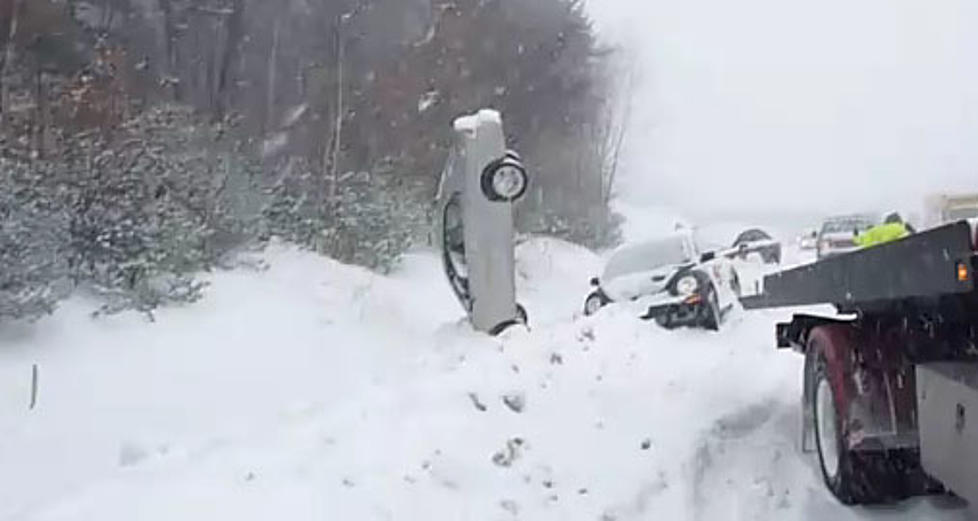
[0,238,970,520]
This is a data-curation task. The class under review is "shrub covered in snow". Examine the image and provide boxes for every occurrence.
[56,106,261,316]
[0,159,71,321]
[263,160,428,274]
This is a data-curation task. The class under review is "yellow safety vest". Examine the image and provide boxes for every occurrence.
[853,223,909,247]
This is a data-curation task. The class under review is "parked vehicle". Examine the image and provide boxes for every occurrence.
[742,220,978,507]
[583,232,740,330]
[798,229,818,251]
[816,214,878,260]
[923,193,978,229]
[731,228,781,264]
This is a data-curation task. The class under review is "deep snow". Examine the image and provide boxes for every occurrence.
[0,239,970,520]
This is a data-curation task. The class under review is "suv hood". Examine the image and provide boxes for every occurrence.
[601,264,687,301]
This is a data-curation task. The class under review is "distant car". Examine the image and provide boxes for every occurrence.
[816,214,878,260]
[731,228,781,264]
[583,232,741,330]
[798,229,818,251]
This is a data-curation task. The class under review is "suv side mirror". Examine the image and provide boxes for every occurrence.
[589,277,600,287]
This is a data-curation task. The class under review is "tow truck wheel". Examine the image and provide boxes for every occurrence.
[811,342,900,505]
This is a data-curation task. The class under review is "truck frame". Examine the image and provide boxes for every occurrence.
[741,221,978,507]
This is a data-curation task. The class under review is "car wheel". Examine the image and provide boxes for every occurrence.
[654,314,676,330]
[489,304,530,336]
[700,286,721,331]
[583,292,605,316]
[516,303,528,325]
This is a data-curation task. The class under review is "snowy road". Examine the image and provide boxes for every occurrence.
[0,240,970,520]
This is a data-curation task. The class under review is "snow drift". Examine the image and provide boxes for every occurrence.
[0,238,967,520]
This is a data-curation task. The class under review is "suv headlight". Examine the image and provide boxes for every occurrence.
[675,275,699,296]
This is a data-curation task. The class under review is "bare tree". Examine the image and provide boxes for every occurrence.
[0,0,25,131]
[214,0,244,118]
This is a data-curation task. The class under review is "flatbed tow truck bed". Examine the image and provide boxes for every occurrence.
[738,221,978,509]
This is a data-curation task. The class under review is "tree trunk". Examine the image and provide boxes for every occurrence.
[0,0,25,131]
[263,16,280,136]
[329,17,345,201]
[214,0,244,119]
[158,0,182,101]
[33,67,45,159]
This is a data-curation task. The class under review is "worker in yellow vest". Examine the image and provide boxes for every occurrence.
[854,212,915,247]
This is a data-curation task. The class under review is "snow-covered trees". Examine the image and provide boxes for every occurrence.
[0,158,69,321]
[59,106,259,316]
[0,0,623,322]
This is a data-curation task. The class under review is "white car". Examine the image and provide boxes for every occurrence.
[798,229,818,250]
[583,232,741,330]
[816,214,878,260]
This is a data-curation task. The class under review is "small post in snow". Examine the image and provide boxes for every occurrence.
[29,363,38,410]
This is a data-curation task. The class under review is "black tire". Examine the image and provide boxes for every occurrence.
[480,157,528,202]
[654,314,676,329]
[516,303,528,325]
[583,292,605,316]
[489,304,529,336]
[811,344,905,505]
[699,286,721,331]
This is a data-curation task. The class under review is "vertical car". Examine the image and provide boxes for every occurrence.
[436,110,529,334]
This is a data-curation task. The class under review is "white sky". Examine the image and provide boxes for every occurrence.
[587,0,978,224]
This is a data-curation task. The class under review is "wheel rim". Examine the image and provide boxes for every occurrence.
[585,295,603,315]
[816,378,841,479]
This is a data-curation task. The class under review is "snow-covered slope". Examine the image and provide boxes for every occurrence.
[0,239,967,520]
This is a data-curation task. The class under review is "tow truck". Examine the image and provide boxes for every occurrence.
[741,220,978,508]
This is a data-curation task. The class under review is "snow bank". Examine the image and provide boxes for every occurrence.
[514,237,603,325]
[0,239,966,521]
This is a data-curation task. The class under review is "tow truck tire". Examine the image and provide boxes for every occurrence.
[811,331,902,505]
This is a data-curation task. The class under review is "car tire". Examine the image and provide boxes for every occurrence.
[654,314,676,330]
[480,157,528,202]
[489,304,530,336]
[812,344,904,505]
[700,286,721,331]
[583,292,605,316]
[516,303,528,325]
